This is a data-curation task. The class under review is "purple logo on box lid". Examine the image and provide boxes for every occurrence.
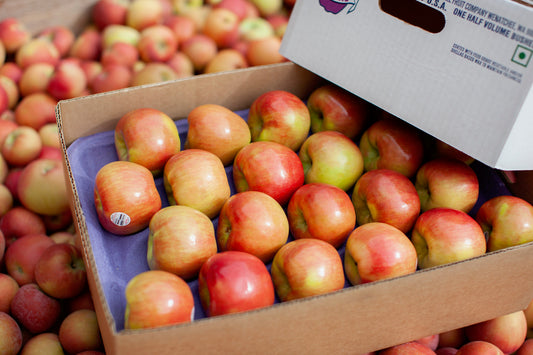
[320,0,359,14]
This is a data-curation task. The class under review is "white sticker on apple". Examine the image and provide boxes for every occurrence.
[110,212,131,226]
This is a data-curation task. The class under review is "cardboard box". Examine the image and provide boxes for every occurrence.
[57,62,533,355]
[280,0,533,171]
[0,0,98,35]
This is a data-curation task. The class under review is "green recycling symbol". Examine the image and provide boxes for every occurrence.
[512,45,532,67]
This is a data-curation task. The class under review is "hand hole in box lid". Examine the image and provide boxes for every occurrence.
[379,0,446,34]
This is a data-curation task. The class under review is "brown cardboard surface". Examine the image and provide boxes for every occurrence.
[57,62,533,355]
[0,0,98,35]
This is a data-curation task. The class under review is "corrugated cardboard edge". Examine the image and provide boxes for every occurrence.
[57,62,533,355]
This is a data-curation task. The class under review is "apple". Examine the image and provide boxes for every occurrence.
[0,119,17,147]
[17,158,70,216]
[204,48,248,74]
[41,209,74,234]
[37,25,75,58]
[271,238,345,302]
[306,84,371,140]
[164,149,230,219]
[0,312,22,355]
[69,26,102,61]
[415,158,479,214]
[58,309,103,354]
[180,34,218,72]
[4,233,55,286]
[18,332,63,355]
[163,14,197,45]
[266,13,290,38]
[92,0,130,31]
[137,24,178,63]
[130,62,176,86]
[435,348,458,355]
[299,131,364,191]
[184,103,251,166]
[0,273,19,313]
[0,62,23,83]
[233,141,305,206]
[344,222,418,285]
[0,85,8,116]
[124,270,195,329]
[198,251,275,316]
[438,327,467,349]
[250,0,283,17]
[455,341,504,355]
[0,155,7,184]
[0,39,4,67]
[115,107,181,175]
[11,283,61,334]
[464,311,527,354]
[18,62,55,97]
[34,243,86,299]
[4,169,22,203]
[517,339,533,355]
[14,92,57,130]
[47,59,88,100]
[38,123,60,149]
[0,184,13,217]
[89,63,132,93]
[416,334,440,351]
[147,205,217,280]
[0,206,46,246]
[524,298,533,337]
[101,41,139,68]
[248,89,310,151]
[166,51,195,78]
[0,75,19,110]
[246,36,287,66]
[1,126,43,166]
[217,191,289,263]
[380,341,437,354]
[475,195,533,252]
[359,116,425,178]
[102,24,141,49]
[15,38,60,70]
[434,139,475,165]
[212,0,250,20]
[126,0,165,31]
[202,8,240,48]
[66,289,95,314]
[411,208,487,269]
[0,18,31,54]
[287,183,356,248]
[172,0,204,16]
[238,17,275,42]
[49,230,77,245]
[352,169,420,233]
[94,160,162,235]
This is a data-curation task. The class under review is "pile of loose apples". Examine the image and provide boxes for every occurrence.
[0,0,294,354]
[93,84,533,354]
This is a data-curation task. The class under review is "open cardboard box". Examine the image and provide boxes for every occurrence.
[57,62,533,355]
[280,0,533,171]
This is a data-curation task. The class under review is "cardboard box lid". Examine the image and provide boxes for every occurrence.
[280,0,533,170]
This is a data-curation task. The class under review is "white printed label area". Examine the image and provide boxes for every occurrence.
[110,212,131,226]
[450,43,525,83]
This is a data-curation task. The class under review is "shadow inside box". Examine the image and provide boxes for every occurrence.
[66,107,511,331]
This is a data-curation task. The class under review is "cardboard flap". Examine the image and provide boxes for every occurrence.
[281,0,533,169]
